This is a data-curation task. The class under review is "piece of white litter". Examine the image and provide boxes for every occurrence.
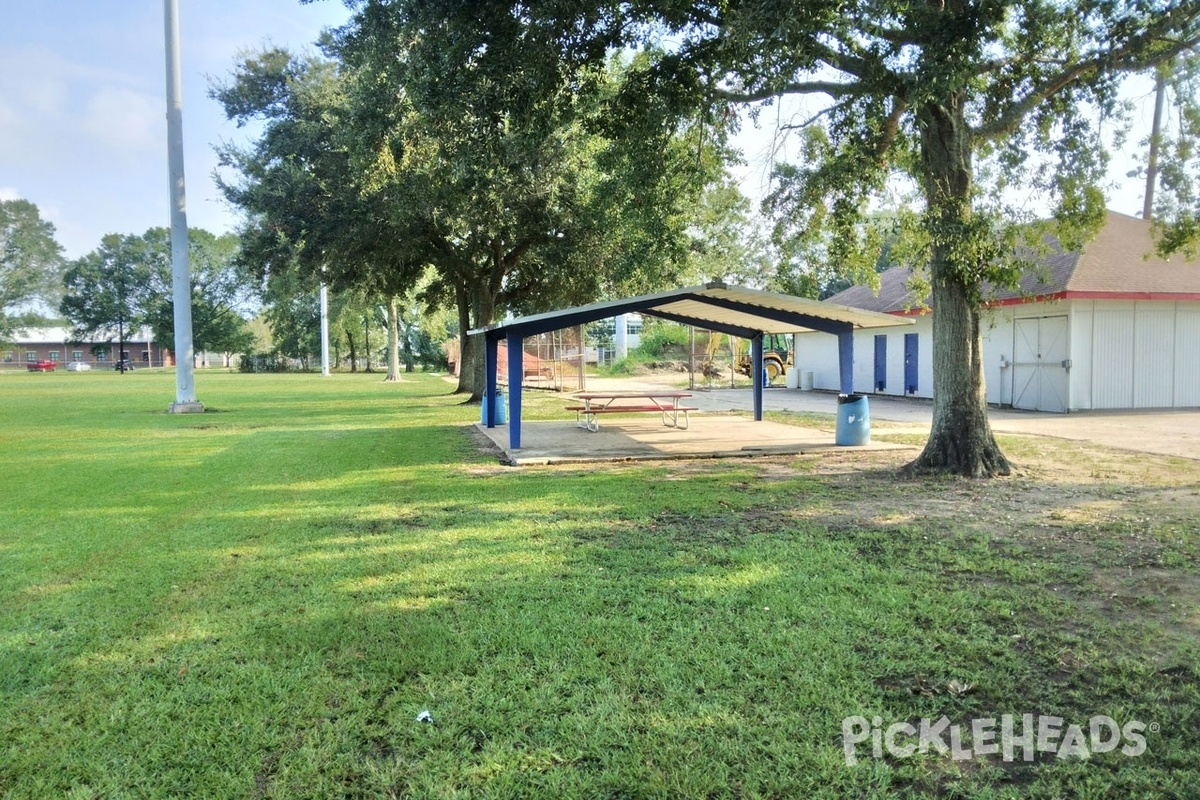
[416,710,433,723]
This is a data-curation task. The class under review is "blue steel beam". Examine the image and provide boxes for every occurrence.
[484,296,684,341]
[485,336,499,428]
[507,332,523,449]
[837,331,855,394]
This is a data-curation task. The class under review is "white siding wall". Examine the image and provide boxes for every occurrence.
[1091,302,1137,409]
[791,332,843,391]
[1134,306,1176,408]
[981,308,1015,406]
[1176,303,1200,406]
[1069,306,1094,410]
[793,316,932,396]
[1072,299,1198,410]
[796,299,1199,409]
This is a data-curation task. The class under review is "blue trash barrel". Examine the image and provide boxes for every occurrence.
[835,394,870,446]
[481,392,506,425]
[762,367,769,388]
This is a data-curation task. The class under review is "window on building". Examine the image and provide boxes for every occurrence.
[141,350,150,363]
[120,350,130,360]
[73,351,83,362]
[26,352,36,362]
[96,351,107,363]
[3,351,13,363]
[49,351,60,363]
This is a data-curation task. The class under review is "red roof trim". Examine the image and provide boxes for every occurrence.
[985,290,1200,306]
[880,289,1200,316]
[1057,290,1200,302]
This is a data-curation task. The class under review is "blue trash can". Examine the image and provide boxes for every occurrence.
[762,367,769,388]
[835,394,870,446]
[481,391,506,425]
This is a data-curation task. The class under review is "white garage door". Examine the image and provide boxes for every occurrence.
[1090,303,1194,410]
[1012,316,1070,412]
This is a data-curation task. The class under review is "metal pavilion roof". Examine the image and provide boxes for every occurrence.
[469,281,912,341]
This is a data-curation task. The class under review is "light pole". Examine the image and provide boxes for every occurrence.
[164,0,203,412]
[320,283,330,376]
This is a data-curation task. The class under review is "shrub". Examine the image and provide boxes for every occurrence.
[632,321,691,359]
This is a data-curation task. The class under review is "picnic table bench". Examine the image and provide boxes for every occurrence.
[566,390,697,432]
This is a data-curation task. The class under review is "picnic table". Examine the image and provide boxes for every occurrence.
[566,390,697,432]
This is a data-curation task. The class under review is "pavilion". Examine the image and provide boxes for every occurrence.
[469,282,913,450]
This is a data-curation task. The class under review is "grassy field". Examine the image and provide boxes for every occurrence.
[1,370,1197,799]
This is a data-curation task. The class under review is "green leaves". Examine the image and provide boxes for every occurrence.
[0,199,65,338]
[60,228,255,358]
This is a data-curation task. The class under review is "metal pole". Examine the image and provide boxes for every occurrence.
[689,326,695,390]
[320,283,330,376]
[1143,69,1166,221]
[577,324,586,392]
[164,0,202,412]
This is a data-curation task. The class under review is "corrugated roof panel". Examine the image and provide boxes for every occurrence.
[470,281,910,339]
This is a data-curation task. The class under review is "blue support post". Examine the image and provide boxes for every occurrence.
[484,336,499,428]
[752,333,764,421]
[837,330,855,395]
[507,332,523,450]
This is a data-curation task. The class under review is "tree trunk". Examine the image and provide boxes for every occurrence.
[905,98,1012,478]
[344,325,357,372]
[402,323,415,372]
[363,316,372,372]
[466,282,497,402]
[454,281,473,394]
[384,295,401,382]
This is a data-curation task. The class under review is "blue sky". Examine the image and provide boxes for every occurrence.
[1,0,351,259]
[3,1,1161,261]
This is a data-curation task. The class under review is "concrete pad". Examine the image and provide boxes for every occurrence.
[473,414,914,466]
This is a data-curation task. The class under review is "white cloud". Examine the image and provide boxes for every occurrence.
[0,187,21,202]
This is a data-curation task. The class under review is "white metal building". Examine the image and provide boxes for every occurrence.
[795,211,1200,411]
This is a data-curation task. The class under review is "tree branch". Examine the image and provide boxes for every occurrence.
[716,79,865,103]
[976,18,1200,141]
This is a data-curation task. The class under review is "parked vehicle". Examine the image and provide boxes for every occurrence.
[27,360,56,372]
[735,333,793,384]
[66,361,92,371]
[113,359,136,372]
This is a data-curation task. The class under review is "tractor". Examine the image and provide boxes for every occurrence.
[735,333,792,384]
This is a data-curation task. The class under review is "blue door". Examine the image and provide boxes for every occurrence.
[874,335,887,392]
[904,333,919,394]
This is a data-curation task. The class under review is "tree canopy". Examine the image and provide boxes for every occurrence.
[216,3,723,397]
[60,228,255,366]
[0,198,64,339]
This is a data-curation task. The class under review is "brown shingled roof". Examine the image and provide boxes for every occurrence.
[825,210,1200,313]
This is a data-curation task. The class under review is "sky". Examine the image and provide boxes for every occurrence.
[2,1,1164,261]
[1,0,352,259]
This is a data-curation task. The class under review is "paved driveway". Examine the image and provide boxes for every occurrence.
[684,387,1200,461]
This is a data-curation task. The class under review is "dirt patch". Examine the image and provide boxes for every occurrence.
[643,436,1200,641]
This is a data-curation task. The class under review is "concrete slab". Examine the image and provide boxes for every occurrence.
[474,414,913,466]
[566,377,1200,460]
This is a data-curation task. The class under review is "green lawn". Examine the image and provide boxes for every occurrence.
[1,370,1197,798]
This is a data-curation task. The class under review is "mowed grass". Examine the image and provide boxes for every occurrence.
[1,370,1197,799]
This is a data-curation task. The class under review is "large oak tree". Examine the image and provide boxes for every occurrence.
[217,4,719,398]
